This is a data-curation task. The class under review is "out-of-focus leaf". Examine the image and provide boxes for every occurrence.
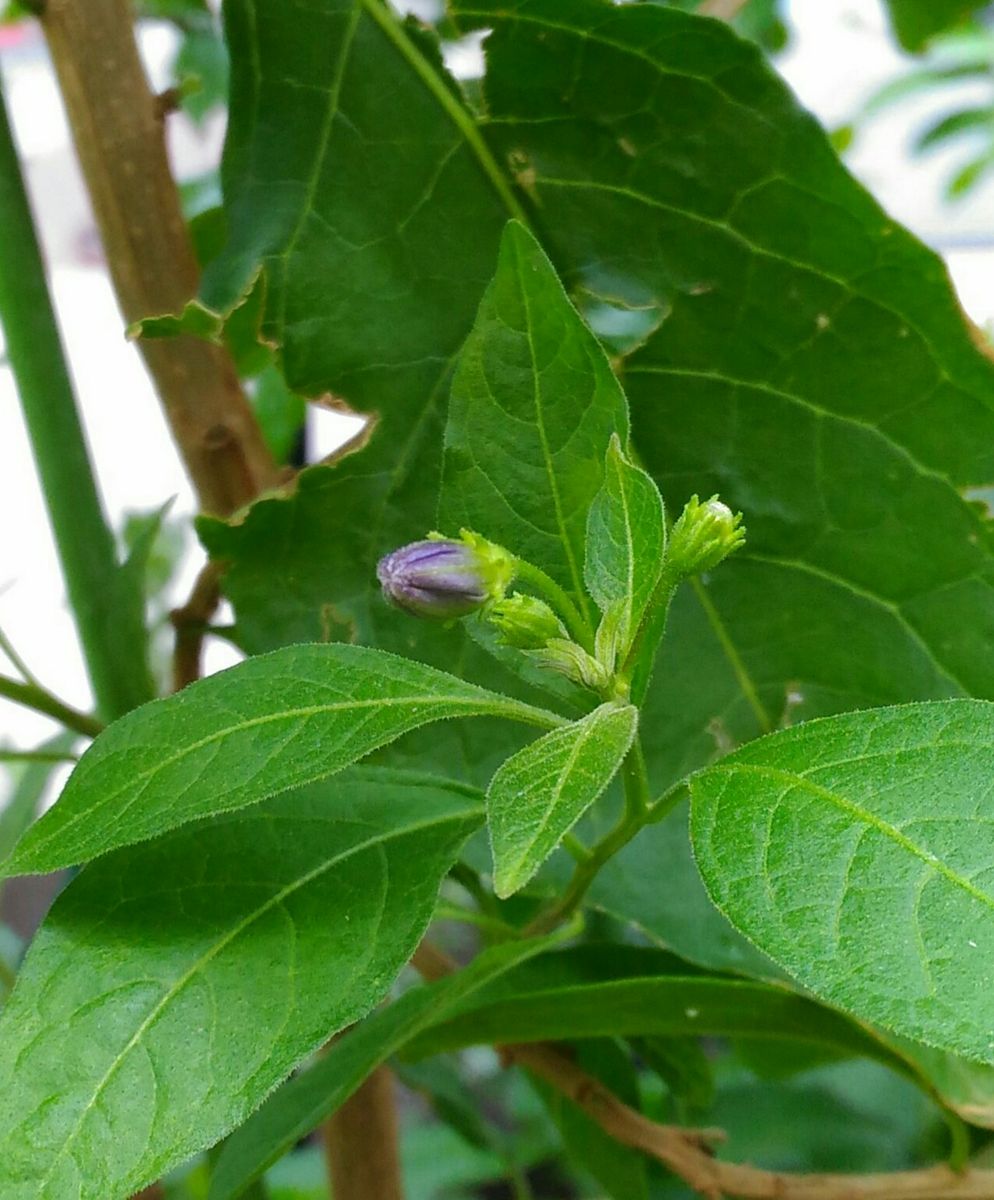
[883,0,991,52]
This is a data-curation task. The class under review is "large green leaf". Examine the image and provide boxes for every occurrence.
[194,0,517,686]
[439,219,628,620]
[455,0,994,723]
[691,700,994,1063]
[2,644,561,876]
[208,928,571,1200]
[488,702,637,897]
[0,771,480,1200]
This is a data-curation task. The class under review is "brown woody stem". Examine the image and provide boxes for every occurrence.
[39,0,278,517]
[321,1066,405,1200]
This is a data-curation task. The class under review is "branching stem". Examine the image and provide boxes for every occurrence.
[0,673,104,740]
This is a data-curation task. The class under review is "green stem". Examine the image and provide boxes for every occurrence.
[0,74,153,721]
[514,559,595,653]
[0,749,79,765]
[0,673,103,739]
[525,741,684,936]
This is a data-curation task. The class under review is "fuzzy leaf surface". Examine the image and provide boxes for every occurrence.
[0,772,480,1200]
[208,929,568,1200]
[488,702,637,897]
[691,700,994,1063]
[439,220,628,622]
[584,433,665,653]
[3,644,559,875]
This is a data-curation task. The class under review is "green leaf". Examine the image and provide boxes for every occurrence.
[584,433,665,654]
[488,702,638,897]
[0,771,480,1200]
[404,946,905,1074]
[883,0,990,51]
[208,929,569,1200]
[440,219,628,622]
[2,643,562,876]
[185,1,521,775]
[691,699,994,1063]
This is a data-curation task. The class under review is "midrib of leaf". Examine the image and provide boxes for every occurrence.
[629,365,953,490]
[13,690,563,867]
[26,802,480,1193]
[514,234,592,620]
[275,0,363,334]
[705,761,994,913]
[529,176,960,415]
[743,552,972,696]
[690,578,772,733]
[610,450,636,636]
[504,710,608,878]
[359,0,526,224]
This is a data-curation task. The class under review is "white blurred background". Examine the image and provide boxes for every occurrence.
[0,0,992,763]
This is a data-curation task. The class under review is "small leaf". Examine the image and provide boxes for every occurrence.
[3,643,562,876]
[440,220,628,622]
[691,699,994,1063]
[0,771,480,1200]
[208,928,569,1200]
[584,433,665,654]
[488,702,638,897]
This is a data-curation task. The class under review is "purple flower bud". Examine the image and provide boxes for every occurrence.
[377,538,498,620]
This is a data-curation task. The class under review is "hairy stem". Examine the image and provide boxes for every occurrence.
[38,0,278,516]
[0,674,103,741]
[0,76,153,721]
[514,559,595,653]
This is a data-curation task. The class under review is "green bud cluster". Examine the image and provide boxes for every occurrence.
[666,494,745,582]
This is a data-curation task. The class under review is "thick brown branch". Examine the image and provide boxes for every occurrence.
[322,1066,405,1200]
[413,942,994,1200]
[40,0,278,516]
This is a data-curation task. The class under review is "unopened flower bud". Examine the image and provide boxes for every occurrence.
[534,639,611,693]
[488,594,566,650]
[667,494,745,580]
[376,531,514,621]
